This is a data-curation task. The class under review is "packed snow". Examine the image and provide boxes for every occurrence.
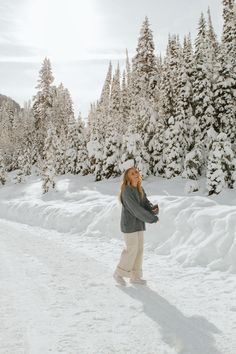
[0,174,236,354]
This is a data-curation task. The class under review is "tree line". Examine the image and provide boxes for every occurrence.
[0,0,235,195]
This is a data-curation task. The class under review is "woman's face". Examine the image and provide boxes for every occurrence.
[128,168,140,187]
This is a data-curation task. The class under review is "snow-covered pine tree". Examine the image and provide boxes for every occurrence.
[97,61,112,139]
[53,84,74,138]
[41,122,57,193]
[160,35,183,178]
[125,48,132,89]
[180,34,203,187]
[33,57,54,159]
[222,139,235,189]
[22,100,36,165]
[102,64,122,178]
[119,50,132,134]
[222,0,236,58]
[175,35,194,164]
[119,128,149,175]
[88,62,113,180]
[192,13,215,146]
[0,150,6,185]
[148,113,165,176]
[15,135,32,183]
[12,101,35,178]
[51,85,77,175]
[128,16,158,176]
[65,114,79,174]
[87,102,97,142]
[207,130,235,195]
[213,0,236,144]
[0,99,16,171]
[132,16,158,103]
[15,152,25,183]
[88,135,104,181]
[119,70,130,135]
[207,7,219,61]
[87,104,103,179]
[182,112,203,183]
[213,49,236,144]
[11,109,24,171]
[120,92,150,176]
[23,142,32,176]
[55,126,66,175]
[148,55,164,176]
[76,115,90,175]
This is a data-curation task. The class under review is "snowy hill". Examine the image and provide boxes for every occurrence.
[0,93,21,111]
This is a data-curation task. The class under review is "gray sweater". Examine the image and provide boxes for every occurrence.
[120,185,158,233]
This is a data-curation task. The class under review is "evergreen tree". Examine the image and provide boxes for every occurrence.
[129,17,158,176]
[213,0,236,143]
[33,57,54,159]
[175,35,194,161]
[222,0,236,58]
[0,100,16,170]
[15,139,32,183]
[86,102,98,148]
[55,126,66,175]
[41,122,57,193]
[97,61,112,139]
[125,48,132,89]
[192,13,215,144]
[180,34,204,183]
[23,142,32,176]
[65,114,79,174]
[76,114,90,175]
[15,153,25,183]
[23,101,36,165]
[132,16,158,101]
[119,130,149,176]
[207,131,235,194]
[148,113,165,176]
[102,64,121,178]
[160,35,183,178]
[87,62,112,179]
[119,70,130,135]
[183,147,203,182]
[182,114,203,181]
[207,7,219,60]
[0,151,6,185]
[213,49,236,143]
[11,110,24,170]
[52,84,74,138]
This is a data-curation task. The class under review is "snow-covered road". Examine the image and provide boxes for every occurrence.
[1,218,235,354]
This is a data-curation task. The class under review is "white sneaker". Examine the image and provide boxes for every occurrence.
[130,278,147,285]
[113,272,126,286]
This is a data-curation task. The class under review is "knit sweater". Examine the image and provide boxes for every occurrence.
[120,185,158,233]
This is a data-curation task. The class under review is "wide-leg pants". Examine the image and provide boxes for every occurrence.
[115,231,144,278]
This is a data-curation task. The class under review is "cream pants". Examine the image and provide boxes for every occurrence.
[116,231,144,278]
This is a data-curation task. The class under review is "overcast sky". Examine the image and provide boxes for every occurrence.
[0,0,223,117]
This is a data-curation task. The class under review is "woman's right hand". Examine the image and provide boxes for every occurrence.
[152,204,159,215]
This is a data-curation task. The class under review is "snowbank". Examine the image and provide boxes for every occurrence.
[0,175,236,273]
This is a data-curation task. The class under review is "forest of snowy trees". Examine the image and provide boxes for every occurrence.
[0,0,235,194]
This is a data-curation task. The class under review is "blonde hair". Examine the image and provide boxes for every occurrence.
[119,167,144,202]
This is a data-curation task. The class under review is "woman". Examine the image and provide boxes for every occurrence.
[113,167,159,286]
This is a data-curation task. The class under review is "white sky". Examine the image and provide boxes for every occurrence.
[0,0,223,117]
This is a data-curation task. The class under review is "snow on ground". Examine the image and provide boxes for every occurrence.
[0,174,236,353]
[0,174,236,273]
